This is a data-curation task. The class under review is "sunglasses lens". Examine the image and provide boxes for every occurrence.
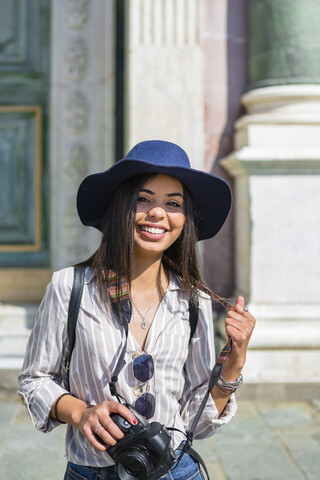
[134,393,155,419]
[133,354,154,383]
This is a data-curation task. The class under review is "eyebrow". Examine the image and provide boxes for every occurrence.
[139,188,184,198]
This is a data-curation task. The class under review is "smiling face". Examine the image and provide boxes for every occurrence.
[134,174,186,259]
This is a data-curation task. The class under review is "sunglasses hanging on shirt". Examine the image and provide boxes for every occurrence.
[132,353,156,420]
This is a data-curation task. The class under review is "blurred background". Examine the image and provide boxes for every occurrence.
[0,0,320,478]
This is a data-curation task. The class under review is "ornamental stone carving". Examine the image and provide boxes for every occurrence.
[65,91,88,134]
[64,201,81,239]
[65,0,89,29]
[64,40,88,81]
[64,144,89,185]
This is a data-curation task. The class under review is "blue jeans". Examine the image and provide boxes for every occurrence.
[64,451,205,480]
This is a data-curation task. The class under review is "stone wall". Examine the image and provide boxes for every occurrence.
[50,0,115,270]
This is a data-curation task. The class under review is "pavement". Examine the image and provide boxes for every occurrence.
[1,370,320,480]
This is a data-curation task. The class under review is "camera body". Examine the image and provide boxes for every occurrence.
[96,405,176,480]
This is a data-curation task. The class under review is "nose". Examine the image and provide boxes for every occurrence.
[147,205,166,219]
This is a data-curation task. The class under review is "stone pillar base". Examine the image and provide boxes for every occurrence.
[0,304,37,369]
[222,85,320,383]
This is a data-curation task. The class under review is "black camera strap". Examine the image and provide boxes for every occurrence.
[172,361,227,480]
[65,265,85,391]
[109,299,131,403]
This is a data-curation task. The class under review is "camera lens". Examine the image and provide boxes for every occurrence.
[125,458,143,474]
[116,451,152,480]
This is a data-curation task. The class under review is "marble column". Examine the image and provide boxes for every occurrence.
[124,0,204,171]
[249,0,320,88]
[221,0,320,383]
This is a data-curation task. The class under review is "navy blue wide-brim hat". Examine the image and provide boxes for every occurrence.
[77,140,232,241]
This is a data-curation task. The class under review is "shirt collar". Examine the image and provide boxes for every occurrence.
[84,267,130,302]
[167,269,184,292]
[83,265,183,294]
[84,266,94,285]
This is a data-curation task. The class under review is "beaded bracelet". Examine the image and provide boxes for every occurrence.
[54,393,74,423]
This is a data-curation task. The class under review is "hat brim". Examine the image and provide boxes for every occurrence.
[77,159,232,241]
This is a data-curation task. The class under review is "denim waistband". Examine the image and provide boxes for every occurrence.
[75,463,116,472]
[64,462,117,480]
[65,451,203,480]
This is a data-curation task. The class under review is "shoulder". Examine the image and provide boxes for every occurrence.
[35,267,77,316]
[51,266,75,291]
[51,266,96,306]
[167,270,214,307]
[192,288,212,316]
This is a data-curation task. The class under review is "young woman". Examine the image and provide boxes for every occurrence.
[18,140,255,480]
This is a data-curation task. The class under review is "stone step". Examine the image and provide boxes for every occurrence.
[0,304,38,370]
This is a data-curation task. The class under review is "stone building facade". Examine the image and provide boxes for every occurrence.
[0,0,319,385]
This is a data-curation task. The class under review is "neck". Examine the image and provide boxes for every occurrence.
[131,256,163,291]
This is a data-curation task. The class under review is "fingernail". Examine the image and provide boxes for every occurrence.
[105,446,110,450]
[132,417,137,425]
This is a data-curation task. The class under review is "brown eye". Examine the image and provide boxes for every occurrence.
[137,196,150,203]
[167,200,181,208]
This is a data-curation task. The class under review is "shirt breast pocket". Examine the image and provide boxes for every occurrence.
[155,330,190,396]
[161,311,190,357]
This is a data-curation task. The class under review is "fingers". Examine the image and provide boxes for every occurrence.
[228,295,246,314]
[225,317,254,344]
[223,296,256,372]
[87,425,112,451]
[81,401,137,451]
[236,294,245,309]
[225,299,255,344]
[93,417,125,450]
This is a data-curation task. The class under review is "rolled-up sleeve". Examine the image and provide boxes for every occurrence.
[18,269,72,432]
[179,294,237,439]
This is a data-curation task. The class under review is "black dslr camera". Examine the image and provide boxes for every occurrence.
[95,405,176,480]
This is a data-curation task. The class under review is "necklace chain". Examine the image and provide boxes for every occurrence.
[131,293,159,329]
[131,273,164,329]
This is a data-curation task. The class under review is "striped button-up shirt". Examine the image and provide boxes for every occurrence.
[18,267,237,467]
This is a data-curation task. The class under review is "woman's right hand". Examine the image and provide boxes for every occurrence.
[74,400,138,451]
[52,395,137,452]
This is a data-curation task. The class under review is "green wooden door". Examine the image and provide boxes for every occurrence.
[0,0,50,267]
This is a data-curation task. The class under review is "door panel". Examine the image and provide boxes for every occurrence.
[0,0,36,72]
[0,0,50,268]
[0,107,41,250]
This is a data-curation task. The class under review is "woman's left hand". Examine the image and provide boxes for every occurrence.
[223,295,256,379]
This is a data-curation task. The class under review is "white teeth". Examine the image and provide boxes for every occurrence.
[141,226,165,234]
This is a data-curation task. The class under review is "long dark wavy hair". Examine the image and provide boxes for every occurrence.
[78,173,206,307]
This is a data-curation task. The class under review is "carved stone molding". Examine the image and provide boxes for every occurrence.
[50,1,116,269]
[63,201,81,239]
[64,144,89,185]
[65,91,89,134]
[64,40,88,82]
[65,0,89,29]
